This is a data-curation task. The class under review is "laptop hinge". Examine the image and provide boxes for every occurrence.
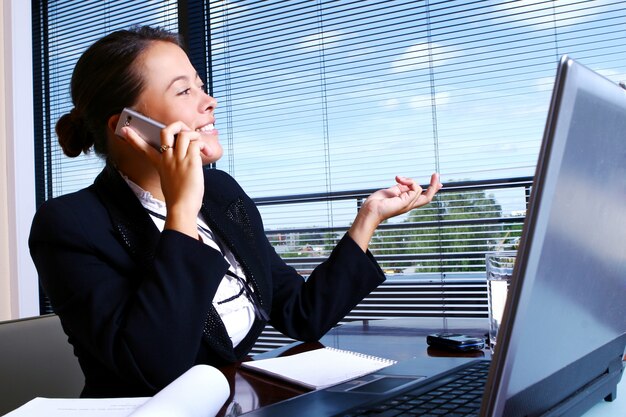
[540,355,624,417]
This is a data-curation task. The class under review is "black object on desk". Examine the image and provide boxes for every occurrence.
[426,333,485,352]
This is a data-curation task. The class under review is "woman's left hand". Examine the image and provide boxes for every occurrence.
[348,173,443,252]
[363,173,442,223]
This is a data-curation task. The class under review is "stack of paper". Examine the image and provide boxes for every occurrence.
[4,365,230,417]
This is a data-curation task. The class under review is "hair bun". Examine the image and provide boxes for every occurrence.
[56,108,94,157]
[68,108,83,125]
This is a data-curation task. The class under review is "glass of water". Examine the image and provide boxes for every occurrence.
[486,251,517,354]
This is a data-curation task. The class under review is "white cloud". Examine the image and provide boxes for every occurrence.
[382,98,400,110]
[535,76,556,89]
[408,91,451,109]
[391,43,432,73]
[299,31,343,51]
[391,42,457,74]
[491,0,605,30]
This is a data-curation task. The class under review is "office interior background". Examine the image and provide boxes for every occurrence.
[2,0,625,352]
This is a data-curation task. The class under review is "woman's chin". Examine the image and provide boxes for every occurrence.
[200,142,223,165]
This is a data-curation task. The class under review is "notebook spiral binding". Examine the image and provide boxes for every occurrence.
[324,347,397,365]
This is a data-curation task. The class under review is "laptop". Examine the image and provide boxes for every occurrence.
[242,56,626,417]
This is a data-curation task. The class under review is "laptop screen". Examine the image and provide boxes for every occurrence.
[484,56,626,416]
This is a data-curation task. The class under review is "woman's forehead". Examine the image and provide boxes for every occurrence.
[138,41,196,90]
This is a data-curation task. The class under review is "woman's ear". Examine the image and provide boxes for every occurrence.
[107,114,120,136]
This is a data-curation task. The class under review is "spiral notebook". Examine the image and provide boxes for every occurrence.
[240,347,397,390]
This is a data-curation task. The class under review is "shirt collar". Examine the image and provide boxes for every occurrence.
[119,171,167,215]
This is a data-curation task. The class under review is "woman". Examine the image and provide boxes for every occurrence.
[29,26,442,398]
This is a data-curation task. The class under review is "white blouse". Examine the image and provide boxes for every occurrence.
[123,177,255,347]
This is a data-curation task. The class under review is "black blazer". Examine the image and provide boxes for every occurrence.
[29,163,385,397]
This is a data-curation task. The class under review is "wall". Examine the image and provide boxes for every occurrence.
[1,0,39,320]
[0,0,9,320]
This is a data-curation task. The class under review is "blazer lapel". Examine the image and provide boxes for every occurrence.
[200,195,271,318]
[93,164,160,271]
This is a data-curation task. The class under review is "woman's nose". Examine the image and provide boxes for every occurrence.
[204,93,217,111]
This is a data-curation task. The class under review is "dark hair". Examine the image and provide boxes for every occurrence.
[55,26,182,157]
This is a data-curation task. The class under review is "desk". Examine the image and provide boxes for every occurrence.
[218,318,625,416]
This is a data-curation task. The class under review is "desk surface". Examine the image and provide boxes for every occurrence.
[219,318,624,416]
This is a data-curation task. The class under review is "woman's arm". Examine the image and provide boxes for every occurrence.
[265,174,442,341]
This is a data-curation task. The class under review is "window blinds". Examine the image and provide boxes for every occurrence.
[33,1,626,324]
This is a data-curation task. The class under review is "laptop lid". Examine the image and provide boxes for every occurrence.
[482,56,626,417]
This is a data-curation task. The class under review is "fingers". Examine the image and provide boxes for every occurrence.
[161,122,196,159]
[131,121,201,165]
[394,173,443,209]
[120,120,210,175]
[422,173,443,201]
[118,120,198,162]
[118,126,162,165]
[392,175,423,193]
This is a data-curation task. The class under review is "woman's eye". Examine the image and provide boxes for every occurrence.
[178,88,191,96]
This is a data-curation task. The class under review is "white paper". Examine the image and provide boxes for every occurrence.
[4,365,230,417]
[241,347,396,389]
[3,397,149,417]
[129,364,230,417]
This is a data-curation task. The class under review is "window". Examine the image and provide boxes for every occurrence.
[33,1,626,345]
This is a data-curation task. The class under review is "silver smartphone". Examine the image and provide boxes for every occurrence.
[115,108,165,149]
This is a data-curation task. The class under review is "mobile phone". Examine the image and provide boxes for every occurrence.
[115,107,165,149]
[426,333,485,352]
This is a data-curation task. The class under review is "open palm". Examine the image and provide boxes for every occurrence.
[363,174,442,223]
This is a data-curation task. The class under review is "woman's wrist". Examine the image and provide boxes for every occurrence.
[347,203,381,252]
[164,205,201,239]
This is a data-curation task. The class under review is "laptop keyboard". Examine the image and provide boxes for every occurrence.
[335,361,490,417]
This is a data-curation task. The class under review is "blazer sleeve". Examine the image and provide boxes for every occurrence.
[267,232,386,341]
[29,194,229,392]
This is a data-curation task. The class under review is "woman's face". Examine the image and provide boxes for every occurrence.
[134,41,222,164]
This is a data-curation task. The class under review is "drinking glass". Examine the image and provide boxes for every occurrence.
[486,251,516,354]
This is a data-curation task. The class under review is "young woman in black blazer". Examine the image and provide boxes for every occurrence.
[29,26,442,398]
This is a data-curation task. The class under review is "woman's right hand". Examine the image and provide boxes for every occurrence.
[157,122,207,238]
[120,121,217,239]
